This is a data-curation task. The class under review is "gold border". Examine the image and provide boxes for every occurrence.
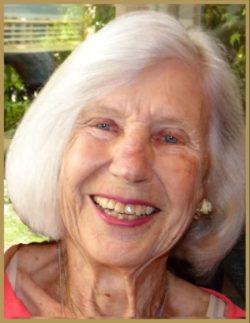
[2,1,249,323]
[0,1,4,321]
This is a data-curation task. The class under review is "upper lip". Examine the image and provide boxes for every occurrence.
[90,193,160,210]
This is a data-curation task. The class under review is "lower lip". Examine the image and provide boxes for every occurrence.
[92,203,154,228]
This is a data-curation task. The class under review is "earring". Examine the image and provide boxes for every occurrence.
[194,198,212,220]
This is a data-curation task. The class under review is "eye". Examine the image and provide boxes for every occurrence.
[96,123,112,131]
[153,129,186,146]
[163,134,178,144]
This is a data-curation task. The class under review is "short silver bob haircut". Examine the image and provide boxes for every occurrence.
[6,11,245,276]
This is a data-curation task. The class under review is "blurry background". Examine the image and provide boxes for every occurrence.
[3,3,246,308]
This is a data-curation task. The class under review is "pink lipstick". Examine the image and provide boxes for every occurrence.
[90,194,158,228]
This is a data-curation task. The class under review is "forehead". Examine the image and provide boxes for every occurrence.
[83,60,207,126]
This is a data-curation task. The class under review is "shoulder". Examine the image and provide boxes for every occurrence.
[202,288,245,318]
[5,241,60,293]
[5,241,58,273]
[4,244,20,270]
[166,271,210,317]
[5,241,62,317]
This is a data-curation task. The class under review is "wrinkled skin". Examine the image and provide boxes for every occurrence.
[57,60,210,317]
[11,60,210,318]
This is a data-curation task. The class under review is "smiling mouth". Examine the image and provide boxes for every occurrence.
[91,195,160,221]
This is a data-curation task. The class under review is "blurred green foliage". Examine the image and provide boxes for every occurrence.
[86,4,115,32]
[4,65,32,132]
[4,181,48,249]
[4,210,49,249]
[202,4,245,107]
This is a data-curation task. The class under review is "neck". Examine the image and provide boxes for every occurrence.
[59,239,169,318]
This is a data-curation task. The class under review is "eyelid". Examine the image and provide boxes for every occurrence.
[91,118,120,132]
[157,128,189,142]
[87,118,114,125]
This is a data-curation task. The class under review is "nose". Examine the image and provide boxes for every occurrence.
[109,134,154,183]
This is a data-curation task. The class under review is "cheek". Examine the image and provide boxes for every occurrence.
[159,154,202,202]
[59,135,109,239]
[63,135,110,186]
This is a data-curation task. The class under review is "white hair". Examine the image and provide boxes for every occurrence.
[5,11,244,275]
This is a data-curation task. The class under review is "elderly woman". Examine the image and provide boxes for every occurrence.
[4,11,245,318]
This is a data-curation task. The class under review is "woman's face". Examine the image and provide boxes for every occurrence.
[59,60,209,268]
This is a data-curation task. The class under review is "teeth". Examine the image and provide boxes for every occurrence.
[114,202,125,213]
[128,215,137,221]
[146,206,154,215]
[92,196,157,219]
[124,205,134,215]
[118,213,123,219]
[97,196,108,208]
[135,205,144,216]
[107,199,115,210]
